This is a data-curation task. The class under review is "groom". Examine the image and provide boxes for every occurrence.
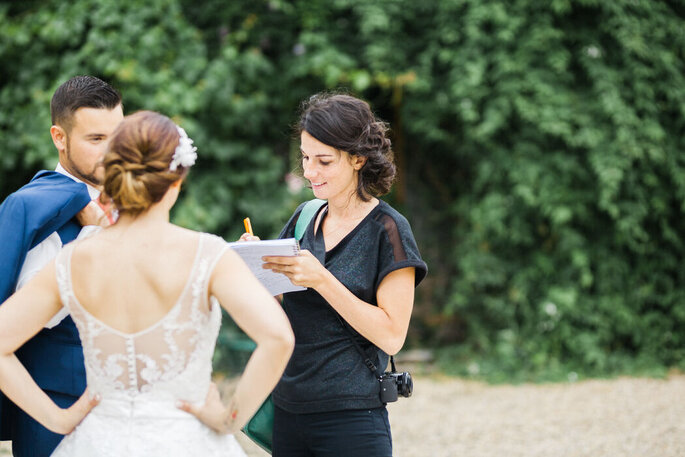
[0,75,123,456]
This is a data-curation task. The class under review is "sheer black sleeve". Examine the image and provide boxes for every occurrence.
[375,210,427,289]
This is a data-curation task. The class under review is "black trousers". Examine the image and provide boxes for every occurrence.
[272,405,393,457]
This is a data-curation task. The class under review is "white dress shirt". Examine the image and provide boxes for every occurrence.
[15,164,100,328]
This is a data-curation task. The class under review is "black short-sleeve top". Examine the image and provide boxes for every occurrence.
[272,200,427,414]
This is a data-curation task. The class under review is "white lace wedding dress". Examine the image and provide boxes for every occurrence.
[51,233,246,456]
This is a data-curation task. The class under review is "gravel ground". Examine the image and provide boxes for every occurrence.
[1,373,683,456]
[233,373,685,457]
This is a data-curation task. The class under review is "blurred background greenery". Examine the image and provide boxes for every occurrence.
[1,0,684,383]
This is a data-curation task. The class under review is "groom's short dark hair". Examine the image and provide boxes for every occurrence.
[51,75,122,132]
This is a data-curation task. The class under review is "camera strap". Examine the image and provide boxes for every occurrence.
[335,314,391,379]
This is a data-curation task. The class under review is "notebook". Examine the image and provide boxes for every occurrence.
[227,238,306,295]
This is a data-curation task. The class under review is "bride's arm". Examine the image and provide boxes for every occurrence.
[0,261,99,434]
[182,248,294,433]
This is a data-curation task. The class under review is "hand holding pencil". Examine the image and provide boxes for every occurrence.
[238,217,261,242]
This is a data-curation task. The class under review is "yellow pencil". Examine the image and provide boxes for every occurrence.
[243,217,253,236]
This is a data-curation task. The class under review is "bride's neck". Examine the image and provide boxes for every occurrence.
[113,183,178,230]
[114,201,170,230]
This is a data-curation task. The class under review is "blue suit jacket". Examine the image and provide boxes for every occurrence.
[0,170,91,441]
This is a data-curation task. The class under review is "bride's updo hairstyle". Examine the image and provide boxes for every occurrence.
[298,93,396,201]
[103,111,189,216]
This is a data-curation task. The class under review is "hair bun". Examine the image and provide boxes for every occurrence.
[120,161,148,175]
[103,111,187,216]
[105,162,152,214]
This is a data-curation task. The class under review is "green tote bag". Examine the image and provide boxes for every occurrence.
[242,396,274,453]
[241,199,326,454]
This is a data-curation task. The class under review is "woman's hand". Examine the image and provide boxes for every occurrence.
[238,233,260,242]
[76,200,111,227]
[262,249,329,289]
[177,383,236,435]
[49,388,100,435]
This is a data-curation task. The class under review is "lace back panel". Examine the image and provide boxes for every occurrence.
[55,234,228,402]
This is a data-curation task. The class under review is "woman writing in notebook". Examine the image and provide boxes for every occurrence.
[242,93,427,457]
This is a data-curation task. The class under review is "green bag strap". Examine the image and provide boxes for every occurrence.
[294,199,326,241]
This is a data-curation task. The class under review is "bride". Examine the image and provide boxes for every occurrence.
[0,111,294,456]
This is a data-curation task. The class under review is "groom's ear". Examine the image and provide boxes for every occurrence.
[50,125,67,154]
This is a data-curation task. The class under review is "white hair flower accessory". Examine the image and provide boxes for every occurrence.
[169,126,197,171]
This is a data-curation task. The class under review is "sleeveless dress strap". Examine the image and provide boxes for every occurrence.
[198,233,231,282]
[54,242,78,313]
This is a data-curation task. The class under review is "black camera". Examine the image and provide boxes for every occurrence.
[378,371,413,403]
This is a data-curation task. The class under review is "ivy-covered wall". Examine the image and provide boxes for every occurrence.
[2,0,684,377]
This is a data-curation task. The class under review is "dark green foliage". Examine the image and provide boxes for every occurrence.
[403,0,685,376]
[1,0,683,379]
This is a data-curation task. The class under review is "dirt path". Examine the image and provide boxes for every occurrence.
[383,373,684,457]
[234,373,685,457]
[1,374,683,456]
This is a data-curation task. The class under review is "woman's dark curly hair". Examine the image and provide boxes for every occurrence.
[298,93,395,201]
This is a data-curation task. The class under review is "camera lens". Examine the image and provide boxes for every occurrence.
[399,372,413,397]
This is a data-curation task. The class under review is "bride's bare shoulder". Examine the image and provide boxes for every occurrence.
[71,224,204,264]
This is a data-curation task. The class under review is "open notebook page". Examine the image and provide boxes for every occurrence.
[227,238,306,296]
